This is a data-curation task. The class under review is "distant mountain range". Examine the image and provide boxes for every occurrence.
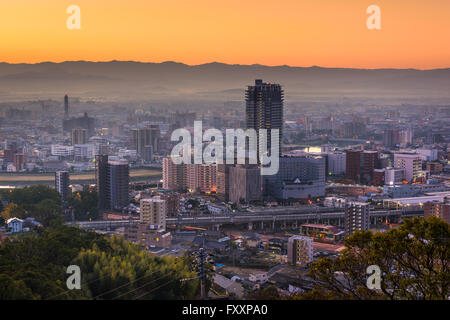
[0,61,449,103]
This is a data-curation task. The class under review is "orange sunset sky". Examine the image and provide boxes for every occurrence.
[0,0,449,69]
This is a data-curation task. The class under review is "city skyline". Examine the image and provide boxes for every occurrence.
[0,0,448,304]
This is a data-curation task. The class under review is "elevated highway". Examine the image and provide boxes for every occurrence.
[70,208,423,231]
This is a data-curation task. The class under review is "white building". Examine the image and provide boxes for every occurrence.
[324,197,347,208]
[287,235,313,267]
[51,144,74,157]
[140,197,167,230]
[393,153,423,183]
[74,144,97,159]
[385,167,405,185]
[118,149,137,159]
[327,152,346,175]
[416,148,438,161]
[6,218,24,234]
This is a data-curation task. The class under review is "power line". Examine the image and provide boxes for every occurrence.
[133,277,181,300]
[45,272,112,300]
[112,273,172,300]
[91,269,162,300]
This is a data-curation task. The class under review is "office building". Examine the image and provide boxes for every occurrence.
[287,236,313,267]
[263,155,326,201]
[344,202,370,236]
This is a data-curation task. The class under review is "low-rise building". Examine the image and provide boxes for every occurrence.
[287,236,313,267]
[6,217,23,234]
[125,223,172,249]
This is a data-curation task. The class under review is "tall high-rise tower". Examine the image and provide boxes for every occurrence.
[95,155,130,211]
[245,79,283,157]
[55,171,70,201]
[95,154,109,210]
[64,94,69,119]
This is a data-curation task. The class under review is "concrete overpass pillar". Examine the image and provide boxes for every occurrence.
[248,222,253,231]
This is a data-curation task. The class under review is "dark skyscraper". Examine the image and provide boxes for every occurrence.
[345,150,361,183]
[64,94,69,119]
[55,171,70,201]
[107,160,130,210]
[95,154,129,211]
[95,154,109,210]
[245,79,283,157]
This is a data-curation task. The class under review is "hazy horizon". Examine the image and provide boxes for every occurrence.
[1,60,449,71]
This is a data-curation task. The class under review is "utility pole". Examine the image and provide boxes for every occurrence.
[200,247,206,300]
[181,246,208,300]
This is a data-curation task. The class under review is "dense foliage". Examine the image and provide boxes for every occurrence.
[67,189,99,221]
[0,226,201,300]
[0,185,63,226]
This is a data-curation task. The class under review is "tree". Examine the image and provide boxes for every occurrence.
[292,216,449,300]
[67,190,99,221]
[1,203,25,221]
[0,274,33,300]
[1,185,60,206]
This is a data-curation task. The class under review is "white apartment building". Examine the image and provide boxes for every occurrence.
[393,153,423,183]
[287,236,314,267]
[140,197,167,230]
